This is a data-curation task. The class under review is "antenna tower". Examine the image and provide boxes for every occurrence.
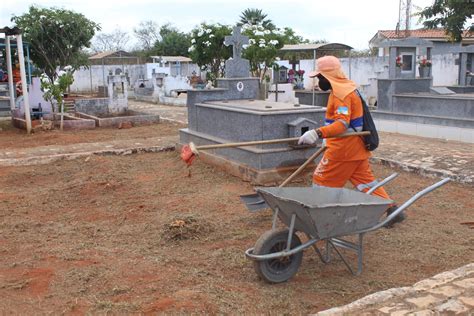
[396,0,412,37]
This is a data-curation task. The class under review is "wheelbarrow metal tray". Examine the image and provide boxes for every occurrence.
[255,187,393,239]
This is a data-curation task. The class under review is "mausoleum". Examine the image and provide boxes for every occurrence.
[373,38,473,143]
[179,27,326,184]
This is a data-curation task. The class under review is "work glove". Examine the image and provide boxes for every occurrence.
[298,129,319,145]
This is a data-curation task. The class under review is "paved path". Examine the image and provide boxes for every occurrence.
[315,263,474,315]
[0,136,177,167]
[375,132,473,184]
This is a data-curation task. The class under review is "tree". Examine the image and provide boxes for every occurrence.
[153,24,191,56]
[134,20,161,50]
[241,23,285,81]
[281,27,310,45]
[417,0,474,42]
[40,66,74,130]
[238,8,275,30]
[11,5,100,81]
[241,24,311,82]
[92,28,131,52]
[188,23,232,80]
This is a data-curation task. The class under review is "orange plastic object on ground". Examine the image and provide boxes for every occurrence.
[180,145,195,166]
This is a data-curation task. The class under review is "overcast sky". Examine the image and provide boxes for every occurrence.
[1,0,438,50]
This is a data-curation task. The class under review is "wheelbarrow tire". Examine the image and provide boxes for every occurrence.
[253,228,303,283]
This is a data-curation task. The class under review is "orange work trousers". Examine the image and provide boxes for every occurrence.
[313,155,391,200]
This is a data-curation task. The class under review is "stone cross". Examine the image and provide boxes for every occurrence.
[224,26,249,60]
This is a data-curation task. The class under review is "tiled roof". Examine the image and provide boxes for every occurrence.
[89,50,134,60]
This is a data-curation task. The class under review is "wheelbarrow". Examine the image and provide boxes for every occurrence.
[244,175,450,283]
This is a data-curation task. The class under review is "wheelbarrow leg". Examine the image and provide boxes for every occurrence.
[357,234,364,275]
[327,233,366,276]
[306,235,331,264]
[286,213,297,252]
[326,240,331,262]
[271,207,280,230]
[327,240,356,275]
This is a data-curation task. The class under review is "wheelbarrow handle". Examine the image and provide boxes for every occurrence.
[362,178,451,233]
[366,173,399,195]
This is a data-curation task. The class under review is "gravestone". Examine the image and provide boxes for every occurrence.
[107,73,128,114]
[267,83,299,104]
[179,27,326,184]
[224,26,250,78]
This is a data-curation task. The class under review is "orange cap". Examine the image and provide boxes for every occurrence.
[309,55,357,100]
[309,56,341,77]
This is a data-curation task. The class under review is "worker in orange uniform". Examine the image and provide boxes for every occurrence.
[12,63,21,83]
[298,55,405,227]
[12,63,22,96]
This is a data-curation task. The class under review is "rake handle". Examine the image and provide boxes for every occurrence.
[195,131,370,150]
[279,146,327,187]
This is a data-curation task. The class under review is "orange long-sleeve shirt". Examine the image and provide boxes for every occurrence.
[318,90,370,161]
[12,68,21,83]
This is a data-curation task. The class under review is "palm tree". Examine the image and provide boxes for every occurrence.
[238,8,275,29]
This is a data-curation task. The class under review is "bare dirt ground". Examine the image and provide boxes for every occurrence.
[0,120,184,150]
[0,123,473,314]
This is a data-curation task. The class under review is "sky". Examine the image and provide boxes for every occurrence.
[1,0,438,50]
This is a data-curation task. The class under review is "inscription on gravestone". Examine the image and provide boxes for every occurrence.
[224,26,251,78]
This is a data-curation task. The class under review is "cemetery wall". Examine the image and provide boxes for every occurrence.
[279,54,458,103]
[70,64,146,93]
[71,54,459,99]
[70,63,200,94]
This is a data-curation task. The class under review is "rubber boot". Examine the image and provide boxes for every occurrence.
[383,205,406,228]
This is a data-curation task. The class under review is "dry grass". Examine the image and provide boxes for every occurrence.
[162,214,214,241]
[0,125,472,314]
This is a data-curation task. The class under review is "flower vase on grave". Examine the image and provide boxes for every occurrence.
[418,66,430,78]
[295,83,304,90]
[395,67,402,78]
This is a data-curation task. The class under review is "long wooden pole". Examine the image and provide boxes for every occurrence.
[194,131,370,151]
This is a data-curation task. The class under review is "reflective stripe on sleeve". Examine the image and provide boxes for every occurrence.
[325,118,334,126]
[336,119,349,128]
[350,116,363,127]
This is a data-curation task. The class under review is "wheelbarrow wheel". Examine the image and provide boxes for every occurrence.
[253,228,303,283]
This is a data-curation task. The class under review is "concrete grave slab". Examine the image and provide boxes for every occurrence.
[430,87,455,95]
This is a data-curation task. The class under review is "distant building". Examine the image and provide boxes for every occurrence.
[88,50,141,66]
[147,56,199,78]
[369,29,474,55]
